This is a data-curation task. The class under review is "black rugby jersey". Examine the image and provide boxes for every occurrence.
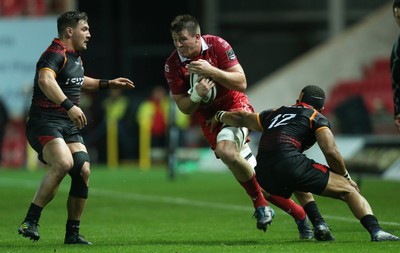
[391,34,400,117]
[256,102,330,165]
[29,38,84,118]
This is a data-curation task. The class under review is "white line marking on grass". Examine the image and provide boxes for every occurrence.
[91,188,252,212]
[1,177,399,227]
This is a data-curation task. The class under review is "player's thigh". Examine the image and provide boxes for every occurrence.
[42,138,73,166]
[67,142,87,153]
[322,172,354,199]
[26,116,68,163]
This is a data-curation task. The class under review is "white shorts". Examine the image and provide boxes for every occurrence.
[216,126,248,150]
[216,126,257,169]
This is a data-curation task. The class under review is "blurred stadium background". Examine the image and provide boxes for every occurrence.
[0,0,399,182]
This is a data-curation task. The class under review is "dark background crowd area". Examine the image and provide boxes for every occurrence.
[75,0,386,92]
[0,0,393,165]
[0,0,389,98]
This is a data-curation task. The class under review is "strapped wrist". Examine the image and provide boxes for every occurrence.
[99,79,110,89]
[215,111,226,122]
[60,98,74,111]
[189,87,202,103]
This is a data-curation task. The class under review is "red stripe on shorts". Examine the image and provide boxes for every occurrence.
[38,136,56,147]
[312,163,328,173]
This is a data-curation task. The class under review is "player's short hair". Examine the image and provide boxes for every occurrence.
[170,14,201,36]
[57,11,88,37]
[299,85,326,110]
[394,0,400,14]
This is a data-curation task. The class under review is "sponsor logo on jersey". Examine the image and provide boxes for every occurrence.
[66,77,84,86]
[226,48,236,61]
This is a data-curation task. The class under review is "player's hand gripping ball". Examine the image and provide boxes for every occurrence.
[189,73,217,103]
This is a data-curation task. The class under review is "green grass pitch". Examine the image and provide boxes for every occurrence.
[0,166,399,253]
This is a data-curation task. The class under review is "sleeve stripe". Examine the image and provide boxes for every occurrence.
[315,126,329,132]
[309,110,317,128]
[256,113,262,129]
[39,67,57,78]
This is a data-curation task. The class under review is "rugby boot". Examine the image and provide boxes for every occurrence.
[371,230,400,242]
[64,233,92,245]
[296,217,313,239]
[18,220,40,241]
[253,206,275,232]
[314,222,335,241]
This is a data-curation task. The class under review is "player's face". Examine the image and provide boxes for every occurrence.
[394,7,400,28]
[71,20,91,51]
[172,29,201,59]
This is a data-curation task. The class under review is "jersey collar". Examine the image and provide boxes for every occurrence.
[178,36,209,62]
[53,38,81,56]
[295,102,314,109]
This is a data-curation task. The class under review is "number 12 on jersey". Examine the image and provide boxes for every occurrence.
[268,114,296,129]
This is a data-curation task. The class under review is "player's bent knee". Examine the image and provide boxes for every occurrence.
[215,146,235,160]
[216,148,237,165]
[51,158,73,176]
[69,151,90,175]
[80,165,91,180]
[69,151,90,199]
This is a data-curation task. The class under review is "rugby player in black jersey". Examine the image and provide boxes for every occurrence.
[209,85,399,242]
[392,0,400,130]
[18,11,134,244]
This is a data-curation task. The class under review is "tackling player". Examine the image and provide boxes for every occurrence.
[210,85,400,242]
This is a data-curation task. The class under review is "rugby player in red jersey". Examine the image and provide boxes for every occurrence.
[164,14,329,239]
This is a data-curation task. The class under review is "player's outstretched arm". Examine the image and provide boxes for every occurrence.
[209,111,262,132]
[81,76,134,92]
[108,77,134,89]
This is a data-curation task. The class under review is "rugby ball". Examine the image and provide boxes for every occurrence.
[189,73,217,104]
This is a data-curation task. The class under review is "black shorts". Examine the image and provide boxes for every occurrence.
[255,154,330,199]
[26,115,84,163]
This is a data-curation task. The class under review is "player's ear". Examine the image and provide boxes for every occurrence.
[66,27,73,37]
